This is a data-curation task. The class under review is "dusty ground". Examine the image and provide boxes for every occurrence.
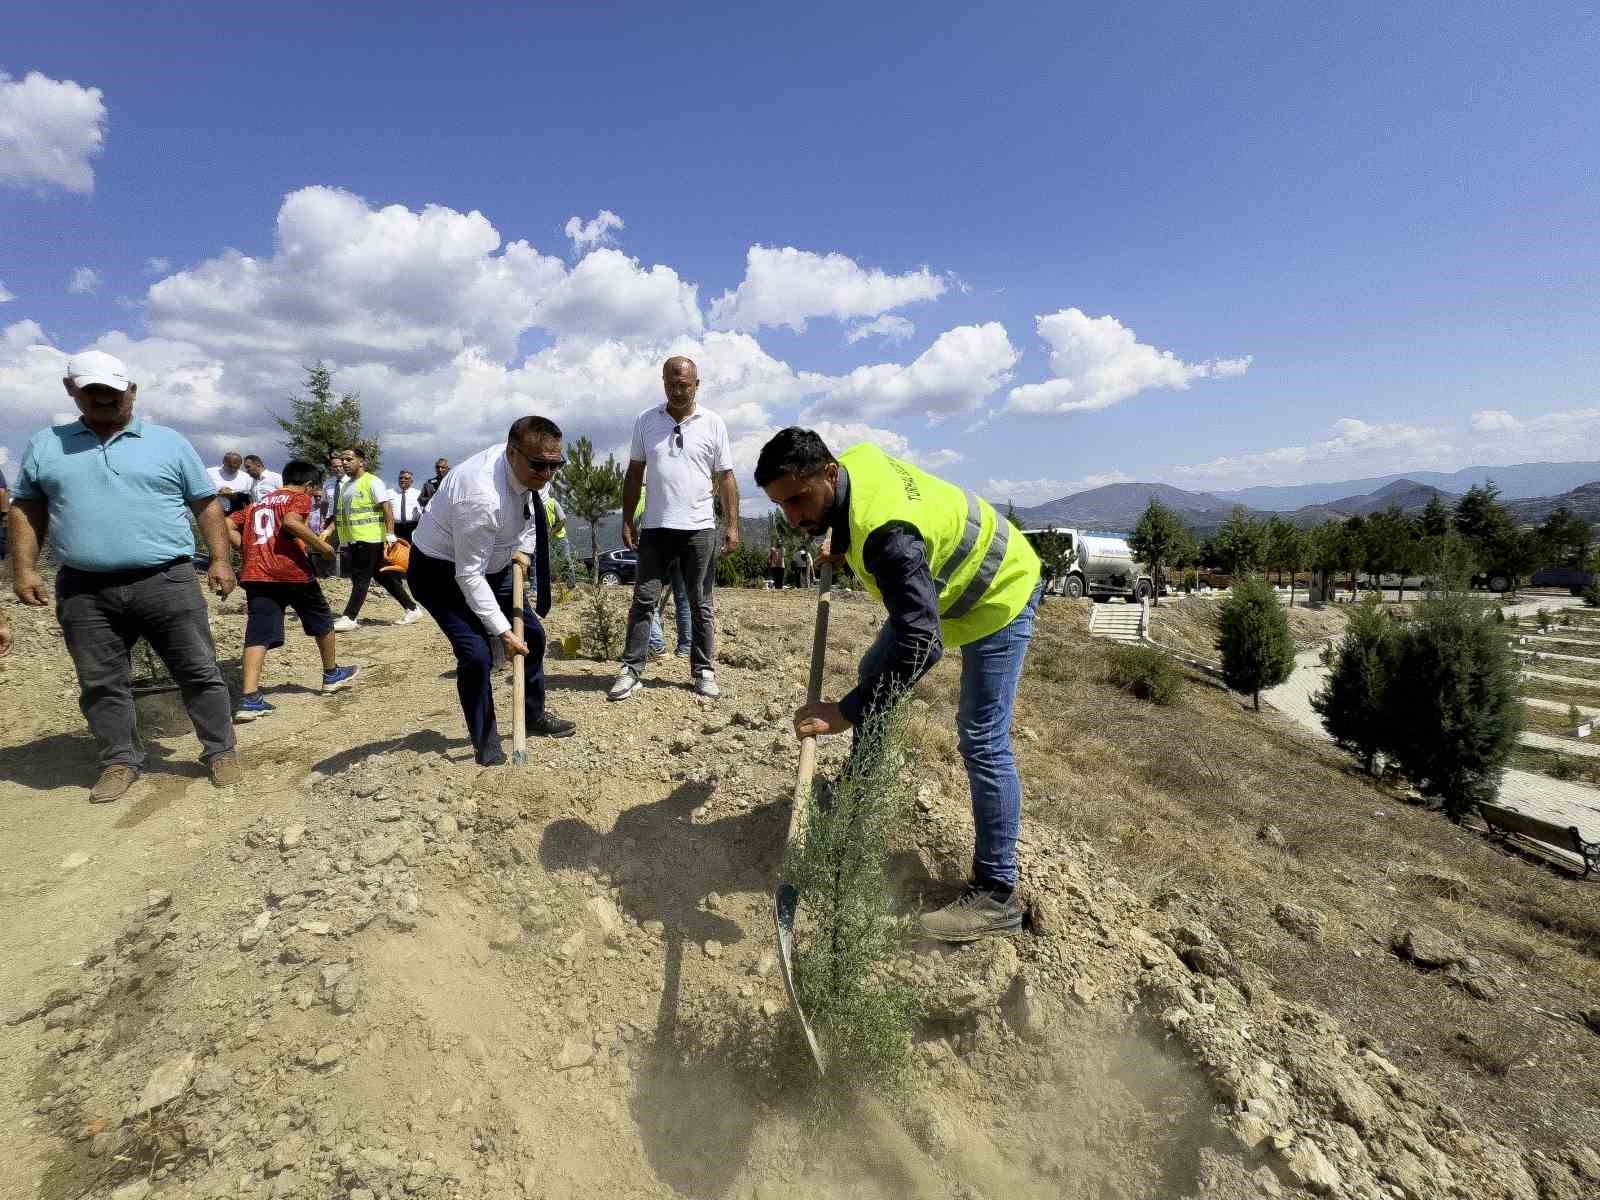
[2,579,1598,1200]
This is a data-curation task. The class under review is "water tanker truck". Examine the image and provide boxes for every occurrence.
[1021,527,1152,602]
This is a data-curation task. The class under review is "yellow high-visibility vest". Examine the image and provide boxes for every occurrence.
[839,444,1040,647]
[336,473,386,544]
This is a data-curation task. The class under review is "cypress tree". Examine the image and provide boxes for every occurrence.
[1216,576,1295,711]
[1384,589,1522,818]
[1312,597,1397,773]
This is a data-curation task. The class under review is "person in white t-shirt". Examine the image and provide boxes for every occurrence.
[208,450,249,515]
[609,355,738,702]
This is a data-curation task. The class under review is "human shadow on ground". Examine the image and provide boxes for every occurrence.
[310,728,468,776]
[540,780,788,1198]
[0,732,201,796]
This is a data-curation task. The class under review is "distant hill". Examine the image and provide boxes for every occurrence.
[1321,478,1456,517]
[1507,481,1600,526]
[1211,461,1600,509]
[1011,482,1237,533]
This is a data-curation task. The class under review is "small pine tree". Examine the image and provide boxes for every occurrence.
[1030,529,1076,596]
[1128,499,1184,606]
[1312,597,1397,773]
[1216,576,1295,711]
[1585,579,1600,608]
[552,436,625,582]
[1383,589,1523,818]
[273,362,375,472]
[784,698,914,1087]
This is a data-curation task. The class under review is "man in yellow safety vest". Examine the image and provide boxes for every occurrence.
[332,446,423,631]
[756,427,1042,943]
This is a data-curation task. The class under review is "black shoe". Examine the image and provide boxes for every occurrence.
[528,711,577,738]
[478,748,508,767]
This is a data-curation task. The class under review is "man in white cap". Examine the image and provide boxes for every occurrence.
[7,350,243,802]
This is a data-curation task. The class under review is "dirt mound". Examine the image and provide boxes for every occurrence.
[3,588,1597,1199]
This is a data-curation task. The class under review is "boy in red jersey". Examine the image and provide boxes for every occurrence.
[228,460,359,721]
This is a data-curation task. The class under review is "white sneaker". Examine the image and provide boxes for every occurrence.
[397,607,423,626]
[332,615,358,632]
[608,668,642,702]
[694,670,721,699]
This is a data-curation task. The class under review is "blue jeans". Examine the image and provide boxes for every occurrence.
[647,559,692,654]
[859,584,1040,889]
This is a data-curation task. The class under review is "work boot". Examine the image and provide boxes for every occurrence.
[209,751,244,788]
[528,711,577,738]
[89,764,140,804]
[919,883,1024,943]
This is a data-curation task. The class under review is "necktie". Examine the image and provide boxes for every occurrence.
[401,492,408,523]
[532,495,552,617]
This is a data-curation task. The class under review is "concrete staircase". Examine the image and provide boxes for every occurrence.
[1089,600,1146,644]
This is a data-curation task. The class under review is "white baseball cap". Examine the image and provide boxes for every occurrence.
[65,350,132,391]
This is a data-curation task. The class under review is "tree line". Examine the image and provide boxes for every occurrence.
[1126,485,1591,607]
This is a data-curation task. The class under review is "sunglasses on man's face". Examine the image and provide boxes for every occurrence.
[514,445,565,472]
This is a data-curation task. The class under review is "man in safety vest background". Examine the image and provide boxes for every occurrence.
[331,446,423,631]
[755,427,1042,943]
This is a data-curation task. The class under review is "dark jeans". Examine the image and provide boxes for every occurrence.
[394,521,418,544]
[345,540,416,618]
[407,547,547,765]
[621,527,717,674]
[56,559,235,770]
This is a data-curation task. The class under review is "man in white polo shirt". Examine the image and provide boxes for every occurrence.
[609,355,738,701]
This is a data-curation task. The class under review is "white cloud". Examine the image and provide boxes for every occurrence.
[147,186,568,371]
[0,280,13,303]
[0,319,257,459]
[1172,418,1449,485]
[144,257,171,275]
[1466,407,1600,460]
[1470,409,1519,433]
[845,314,914,345]
[808,322,1018,421]
[68,267,101,294]
[1006,308,1250,414]
[730,418,962,510]
[563,210,624,251]
[532,247,702,342]
[709,246,945,333]
[985,471,1135,506]
[0,71,107,194]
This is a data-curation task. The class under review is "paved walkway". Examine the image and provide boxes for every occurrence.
[1521,669,1600,689]
[1524,696,1600,719]
[1264,647,1600,839]
[1512,648,1600,665]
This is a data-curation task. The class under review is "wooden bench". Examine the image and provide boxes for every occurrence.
[1478,802,1599,878]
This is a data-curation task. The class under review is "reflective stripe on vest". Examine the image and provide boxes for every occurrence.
[839,443,1040,648]
[337,474,385,543]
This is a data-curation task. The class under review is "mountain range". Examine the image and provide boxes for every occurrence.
[1009,461,1600,534]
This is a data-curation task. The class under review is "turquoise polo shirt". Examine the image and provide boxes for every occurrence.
[12,416,216,571]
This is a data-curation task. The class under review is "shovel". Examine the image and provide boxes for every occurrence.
[511,560,528,767]
[772,533,833,1076]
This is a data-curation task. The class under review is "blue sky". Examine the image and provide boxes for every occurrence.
[3,1,1597,504]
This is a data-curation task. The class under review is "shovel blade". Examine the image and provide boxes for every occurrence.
[511,751,528,766]
[773,882,826,1076]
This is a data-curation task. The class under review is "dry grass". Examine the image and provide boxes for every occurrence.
[1518,676,1600,708]
[997,601,1600,1156]
[1146,594,1349,661]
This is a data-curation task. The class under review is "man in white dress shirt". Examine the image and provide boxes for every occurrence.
[391,469,423,543]
[242,455,283,505]
[407,416,576,764]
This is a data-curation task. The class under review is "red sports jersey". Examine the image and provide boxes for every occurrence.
[231,489,316,583]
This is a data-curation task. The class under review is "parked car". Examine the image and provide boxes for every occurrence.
[1528,566,1595,595]
[583,548,638,586]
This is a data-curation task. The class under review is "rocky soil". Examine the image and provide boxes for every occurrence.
[2,583,1598,1200]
